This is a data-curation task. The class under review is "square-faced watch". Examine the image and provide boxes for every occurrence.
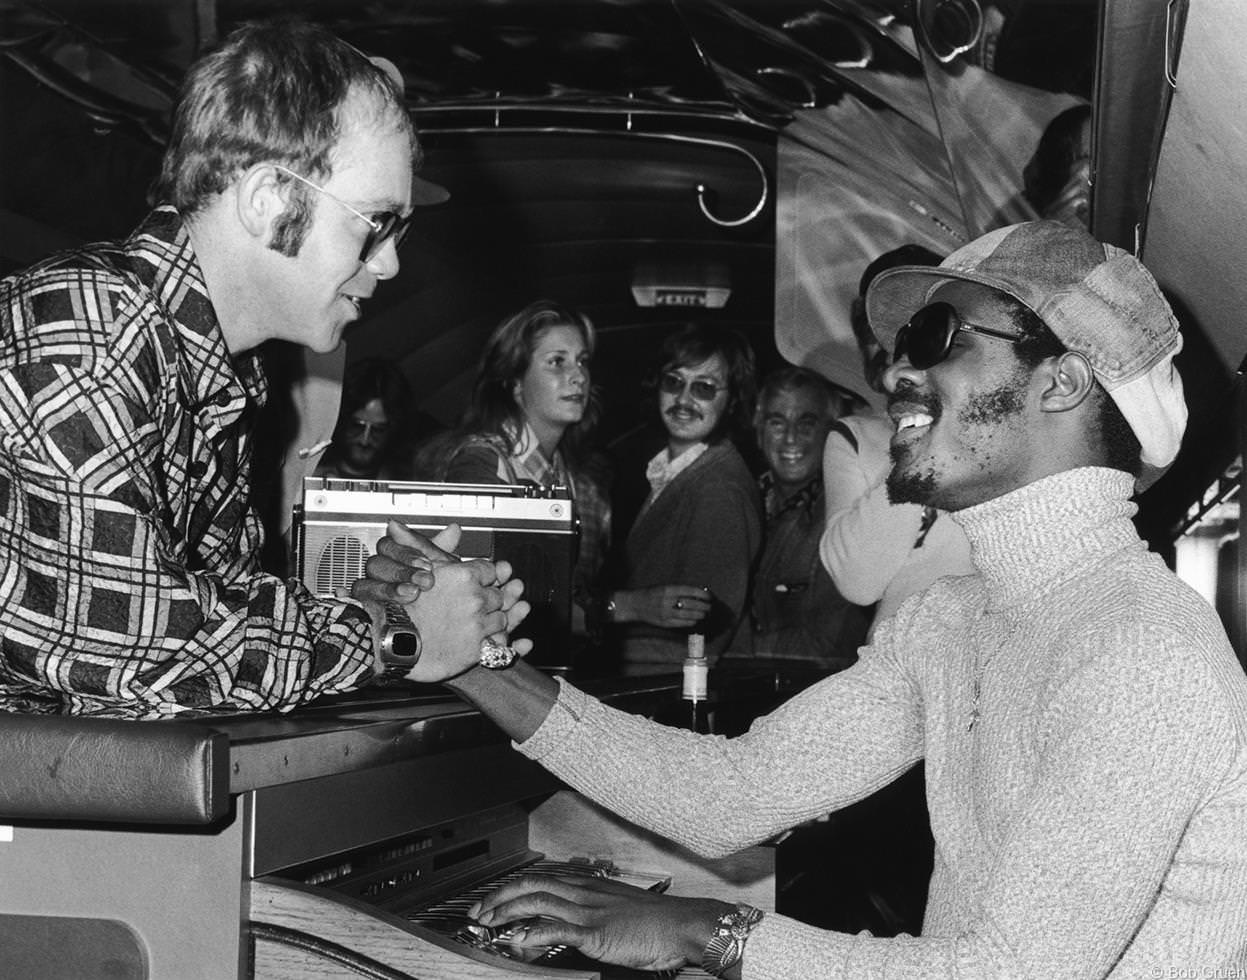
[378,601,422,681]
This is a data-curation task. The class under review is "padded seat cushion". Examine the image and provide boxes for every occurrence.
[0,713,228,824]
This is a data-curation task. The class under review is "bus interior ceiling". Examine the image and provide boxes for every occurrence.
[1,0,1243,578]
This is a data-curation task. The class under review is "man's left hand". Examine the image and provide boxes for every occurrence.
[470,873,731,973]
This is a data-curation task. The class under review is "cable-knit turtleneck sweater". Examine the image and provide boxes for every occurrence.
[519,467,1247,976]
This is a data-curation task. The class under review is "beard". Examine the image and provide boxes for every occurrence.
[885,380,941,505]
[887,461,937,506]
[885,366,1030,509]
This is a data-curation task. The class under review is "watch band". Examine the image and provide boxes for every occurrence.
[379,601,421,680]
[701,903,763,978]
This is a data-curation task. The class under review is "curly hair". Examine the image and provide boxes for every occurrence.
[154,16,417,256]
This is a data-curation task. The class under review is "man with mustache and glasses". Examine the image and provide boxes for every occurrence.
[360,221,1247,974]
[0,18,528,718]
[598,324,763,675]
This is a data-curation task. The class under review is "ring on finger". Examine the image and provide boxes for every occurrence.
[674,598,683,610]
[480,638,519,669]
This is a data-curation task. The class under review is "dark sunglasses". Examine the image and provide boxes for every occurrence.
[659,371,726,401]
[275,165,413,263]
[892,301,1022,370]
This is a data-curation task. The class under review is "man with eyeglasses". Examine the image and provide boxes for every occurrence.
[599,323,762,674]
[0,18,528,718]
[315,358,414,481]
[360,219,1247,973]
[822,244,973,639]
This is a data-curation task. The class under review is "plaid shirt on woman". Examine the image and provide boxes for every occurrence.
[444,425,612,611]
[0,208,375,718]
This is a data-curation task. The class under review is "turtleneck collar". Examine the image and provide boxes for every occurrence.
[953,467,1141,612]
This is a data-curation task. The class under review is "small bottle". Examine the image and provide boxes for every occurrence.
[682,633,711,733]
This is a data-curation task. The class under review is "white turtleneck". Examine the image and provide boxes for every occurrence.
[520,467,1247,975]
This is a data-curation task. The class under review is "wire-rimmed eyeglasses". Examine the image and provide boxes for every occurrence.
[274,164,412,263]
[659,371,727,401]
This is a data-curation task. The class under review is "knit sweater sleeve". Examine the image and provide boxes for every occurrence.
[518,640,924,858]
[746,628,1238,977]
[523,596,1245,975]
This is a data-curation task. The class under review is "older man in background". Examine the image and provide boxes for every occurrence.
[736,365,868,669]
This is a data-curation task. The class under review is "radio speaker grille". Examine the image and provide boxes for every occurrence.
[304,524,386,598]
[316,535,371,596]
[296,492,575,668]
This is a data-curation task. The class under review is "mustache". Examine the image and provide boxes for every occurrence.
[887,380,940,418]
[665,405,704,421]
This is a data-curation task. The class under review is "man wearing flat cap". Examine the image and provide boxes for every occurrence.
[360,220,1247,974]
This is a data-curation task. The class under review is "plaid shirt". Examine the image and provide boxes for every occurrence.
[0,208,375,718]
[445,427,612,608]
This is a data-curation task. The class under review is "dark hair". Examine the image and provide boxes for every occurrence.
[649,324,757,444]
[858,243,945,301]
[1004,298,1142,477]
[757,365,842,418]
[154,16,417,255]
[1023,104,1092,217]
[460,300,599,464]
[853,244,945,392]
[339,357,413,430]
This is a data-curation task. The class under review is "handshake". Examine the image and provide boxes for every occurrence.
[350,520,532,682]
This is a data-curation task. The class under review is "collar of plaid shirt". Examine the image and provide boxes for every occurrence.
[132,207,267,421]
[500,420,570,487]
[0,206,376,717]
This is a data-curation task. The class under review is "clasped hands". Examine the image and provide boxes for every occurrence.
[470,872,732,973]
[351,520,531,681]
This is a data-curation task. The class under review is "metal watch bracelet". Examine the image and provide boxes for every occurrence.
[379,601,421,679]
[700,903,763,978]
